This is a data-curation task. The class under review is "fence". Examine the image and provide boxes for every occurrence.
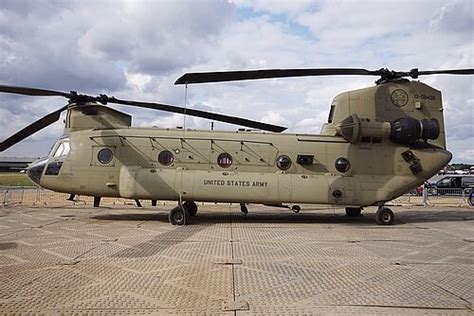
[398,187,473,207]
[0,186,164,208]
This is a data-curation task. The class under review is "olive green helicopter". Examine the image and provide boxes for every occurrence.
[1,68,473,225]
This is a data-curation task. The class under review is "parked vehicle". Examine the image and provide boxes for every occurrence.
[427,175,474,195]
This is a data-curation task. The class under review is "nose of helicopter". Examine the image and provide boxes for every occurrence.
[27,158,48,186]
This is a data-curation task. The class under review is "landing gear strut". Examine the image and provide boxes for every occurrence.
[135,199,142,207]
[375,206,395,225]
[240,203,248,216]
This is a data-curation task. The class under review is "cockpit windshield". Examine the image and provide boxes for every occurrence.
[51,138,71,158]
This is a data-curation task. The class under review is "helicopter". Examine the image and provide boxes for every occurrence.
[1,68,473,226]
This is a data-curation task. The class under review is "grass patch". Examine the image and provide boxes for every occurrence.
[0,173,35,186]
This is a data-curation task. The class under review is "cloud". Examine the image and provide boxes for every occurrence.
[430,0,474,35]
[0,0,472,164]
[233,0,315,16]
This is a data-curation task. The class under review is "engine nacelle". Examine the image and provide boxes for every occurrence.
[336,114,440,145]
[389,117,440,145]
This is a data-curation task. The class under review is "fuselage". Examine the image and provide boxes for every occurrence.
[26,79,453,207]
[29,127,451,207]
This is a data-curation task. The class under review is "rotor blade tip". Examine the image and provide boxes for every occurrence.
[174,76,186,85]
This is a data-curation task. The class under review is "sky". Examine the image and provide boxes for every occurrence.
[0,0,473,162]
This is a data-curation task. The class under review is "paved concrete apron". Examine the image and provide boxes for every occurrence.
[0,205,473,314]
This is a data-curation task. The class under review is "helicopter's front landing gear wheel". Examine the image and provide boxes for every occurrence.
[375,206,395,225]
[169,206,190,225]
[346,207,361,217]
[183,201,198,216]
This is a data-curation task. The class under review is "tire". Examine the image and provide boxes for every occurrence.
[375,207,395,225]
[169,206,190,225]
[183,201,198,216]
[346,207,361,217]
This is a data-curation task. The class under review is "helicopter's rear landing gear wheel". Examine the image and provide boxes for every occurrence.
[375,206,395,225]
[169,205,190,225]
[183,201,198,216]
[240,203,248,216]
[346,207,361,217]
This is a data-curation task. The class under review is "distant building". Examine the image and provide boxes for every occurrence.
[0,157,38,172]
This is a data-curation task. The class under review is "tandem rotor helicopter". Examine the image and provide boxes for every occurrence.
[1,68,473,225]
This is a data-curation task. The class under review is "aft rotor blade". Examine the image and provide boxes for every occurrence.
[0,84,70,97]
[417,69,474,76]
[0,105,68,152]
[175,68,375,84]
[107,97,287,132]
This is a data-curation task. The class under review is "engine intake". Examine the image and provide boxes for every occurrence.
[389,117,439,145]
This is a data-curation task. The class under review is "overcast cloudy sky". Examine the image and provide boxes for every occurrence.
[0,0,473,162]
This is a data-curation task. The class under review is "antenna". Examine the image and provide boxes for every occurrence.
[183,83,188,133]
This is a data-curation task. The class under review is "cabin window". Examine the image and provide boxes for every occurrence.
[217,153,233,168]
[335,157,350,173]
[52,140,70,158]
[97,148,114,165]
[158,150,174,166]
[276,155,292,170]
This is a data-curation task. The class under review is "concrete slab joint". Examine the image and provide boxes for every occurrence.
[214,258,243,265]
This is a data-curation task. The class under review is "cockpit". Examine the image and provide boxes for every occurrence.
[27,137,70,185]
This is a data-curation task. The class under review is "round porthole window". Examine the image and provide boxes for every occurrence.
[276,155,292,170]
[217,152,233,168]
[97,148,113,164]
[335,157,350,173]
[158,150,174,166]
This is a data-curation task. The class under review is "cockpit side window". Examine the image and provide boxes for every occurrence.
[328,104,336,123]
[51,139,71,158]
[63,141,70,156]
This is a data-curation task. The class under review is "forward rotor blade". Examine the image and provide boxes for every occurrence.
[417,69,474,76]
[175,67,474,84]
[175,68,375,84]
[0,105,68,152]
[0,84,70,97]
[107,97,287,132]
